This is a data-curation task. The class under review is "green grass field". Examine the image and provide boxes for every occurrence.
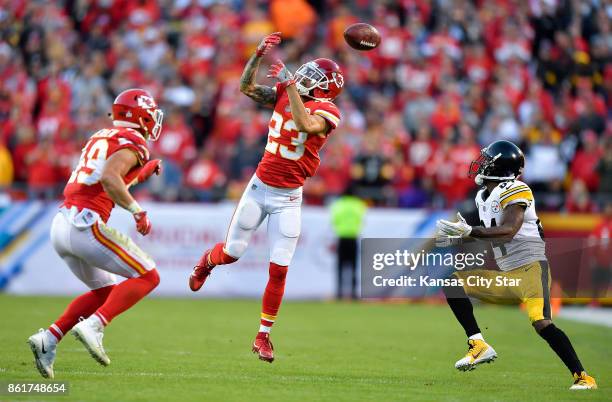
[0,295,609,402]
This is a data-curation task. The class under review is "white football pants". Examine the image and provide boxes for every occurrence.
[224,174,302,266]
[50,207,156,289]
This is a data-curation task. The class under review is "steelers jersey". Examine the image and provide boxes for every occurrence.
[475,180,546,271]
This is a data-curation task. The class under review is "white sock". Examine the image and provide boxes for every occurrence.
[259,324,271,334]
[468,333,484,342]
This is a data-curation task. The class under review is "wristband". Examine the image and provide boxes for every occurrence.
[127,201,143,214]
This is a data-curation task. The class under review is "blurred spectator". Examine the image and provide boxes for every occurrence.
[26,137,60,200]
[566,180,597,213]
[186,150,226,202]
[596,137,612,200]
[270,0,315,39]
[0,0,609,211]
[523,128,567,192]
[150,111,197,169]
[351,133,394,205]
[0,140,13,187]
[571,130,602,192]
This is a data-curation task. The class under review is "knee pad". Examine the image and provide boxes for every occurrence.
[237,199,262,230]
[279,209,300,238]
[225,240,248,259]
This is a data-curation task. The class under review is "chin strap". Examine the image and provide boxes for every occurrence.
[475,174,518,185]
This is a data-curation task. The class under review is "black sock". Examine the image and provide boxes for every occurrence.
[443,285,481,337]
[538,324,584,375]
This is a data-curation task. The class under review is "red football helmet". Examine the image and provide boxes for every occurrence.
[111,88,163,140]
[294,58,344,101]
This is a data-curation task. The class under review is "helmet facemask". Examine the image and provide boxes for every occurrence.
[295,62,331,99]
[144,108,164,141]
[469,148,520,185]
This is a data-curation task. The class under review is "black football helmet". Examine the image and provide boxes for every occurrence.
[468,140,524,185]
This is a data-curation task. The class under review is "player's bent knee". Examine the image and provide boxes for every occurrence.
[532,318,552,333]
[225,241,248,259]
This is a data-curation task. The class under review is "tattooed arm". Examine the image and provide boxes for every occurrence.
[239,54,277,107]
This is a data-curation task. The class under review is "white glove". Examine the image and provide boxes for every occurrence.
[436,212,472,238]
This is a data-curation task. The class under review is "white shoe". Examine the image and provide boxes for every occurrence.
[72,317,110,366]
[455,339,497,371]
[27,329,56,379]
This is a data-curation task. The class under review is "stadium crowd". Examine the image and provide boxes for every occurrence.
[0,0,610,211]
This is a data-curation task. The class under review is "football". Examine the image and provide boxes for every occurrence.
[343,22,381,50]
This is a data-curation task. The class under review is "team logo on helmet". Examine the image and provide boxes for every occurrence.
[332,72,344,88]
[136,95,156,109]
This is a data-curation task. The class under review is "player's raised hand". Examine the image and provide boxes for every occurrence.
[267,60,295,84]
[133,211,152,235]
[256,32,281,57]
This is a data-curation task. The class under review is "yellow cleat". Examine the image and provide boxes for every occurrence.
[454,339,497,371]
[570,372,597,390]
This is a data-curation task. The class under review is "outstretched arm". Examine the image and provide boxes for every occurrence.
[239,55,277,107]
[239,32,281,108]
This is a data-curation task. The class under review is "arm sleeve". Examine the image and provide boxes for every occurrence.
[116,134,149,165]
[313,103,341,130]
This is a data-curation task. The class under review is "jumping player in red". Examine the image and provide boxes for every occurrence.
[189,33,343,362]
[27,89,164,378]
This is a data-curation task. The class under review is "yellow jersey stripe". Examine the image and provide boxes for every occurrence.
[500,185,529,197]
[500,191,533,207]
[500,188,532,202]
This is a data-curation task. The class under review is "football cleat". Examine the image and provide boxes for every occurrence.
[570,372,597,390]
[27,329,56,379]
[189,249,215,291]
[72,317,110,366]
[252,332,274,363]
[455,339,497,371]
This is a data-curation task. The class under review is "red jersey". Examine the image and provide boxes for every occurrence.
[256,83,341,188]
[63,127,150,222]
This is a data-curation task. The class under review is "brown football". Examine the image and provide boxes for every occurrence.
[343,23,381,51]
